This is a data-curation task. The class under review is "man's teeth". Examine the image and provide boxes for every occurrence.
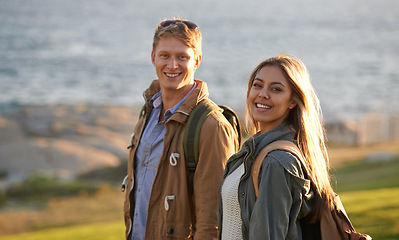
[256,103,270,109]
[166,73,179,77]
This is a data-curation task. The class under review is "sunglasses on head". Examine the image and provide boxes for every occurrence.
[159,20,199,30]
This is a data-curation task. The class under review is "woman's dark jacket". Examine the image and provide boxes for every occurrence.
[218,123,315,240]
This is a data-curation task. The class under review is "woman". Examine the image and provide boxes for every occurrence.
[218,54,335,239]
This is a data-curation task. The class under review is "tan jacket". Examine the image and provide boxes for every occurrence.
[123,79,239,239]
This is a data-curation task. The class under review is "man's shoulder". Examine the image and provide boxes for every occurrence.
[144,79,161,100]
[198,98,222,112]
[199,101,239,136]
[196,99,227,125]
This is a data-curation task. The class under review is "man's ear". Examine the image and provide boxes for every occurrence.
[151,51,155,65]
[194,55,202,69]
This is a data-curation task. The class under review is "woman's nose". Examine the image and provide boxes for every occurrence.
[258,89,270,99]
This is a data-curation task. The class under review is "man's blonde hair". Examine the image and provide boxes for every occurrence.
[152,18,202,57]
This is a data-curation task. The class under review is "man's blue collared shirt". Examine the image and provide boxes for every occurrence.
[131,85,196,240]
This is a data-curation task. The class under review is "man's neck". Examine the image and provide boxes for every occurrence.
[162,84,194,110]
[159,82,195,122]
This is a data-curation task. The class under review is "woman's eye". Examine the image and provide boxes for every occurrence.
[271,87,282,92]
[253,82,262,88]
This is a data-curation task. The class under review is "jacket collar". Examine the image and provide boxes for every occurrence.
[223,122,295,179]
[237,122,295,161]
[143,79,209,124]
[252,123,295,156]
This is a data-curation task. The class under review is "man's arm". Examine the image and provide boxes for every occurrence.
[193,112,239,239]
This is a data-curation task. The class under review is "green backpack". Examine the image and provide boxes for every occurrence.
[183,101,241,194]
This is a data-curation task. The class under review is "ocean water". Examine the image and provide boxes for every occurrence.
[1,0,398,121]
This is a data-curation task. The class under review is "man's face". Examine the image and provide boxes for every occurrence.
[151,36,201,94]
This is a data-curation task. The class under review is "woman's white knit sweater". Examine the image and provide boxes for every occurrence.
[221,162,245,240]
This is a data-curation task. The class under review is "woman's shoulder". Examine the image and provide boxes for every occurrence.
[265,149,304,178]
[265,150,311,190]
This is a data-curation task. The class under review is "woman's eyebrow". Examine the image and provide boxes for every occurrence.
[271,81,286,87]
[254,78,286,87]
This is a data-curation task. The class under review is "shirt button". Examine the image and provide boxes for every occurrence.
[241,192,245,195]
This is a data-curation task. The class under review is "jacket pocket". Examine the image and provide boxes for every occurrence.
[165,222,192,239]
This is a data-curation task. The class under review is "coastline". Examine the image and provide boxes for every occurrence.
[0,103,140,187]
[0,103,398,188]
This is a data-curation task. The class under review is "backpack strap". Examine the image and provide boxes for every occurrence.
[252,140,309,197]
[183,101,213,195]
[183,101,242,195]
[252,141,372,240]
[218,105,242,145]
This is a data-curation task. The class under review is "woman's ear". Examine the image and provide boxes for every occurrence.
[289,99,297,109]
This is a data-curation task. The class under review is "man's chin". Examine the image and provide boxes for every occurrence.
[161,79,193,91]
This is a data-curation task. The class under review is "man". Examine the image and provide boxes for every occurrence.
[122,18,239,239]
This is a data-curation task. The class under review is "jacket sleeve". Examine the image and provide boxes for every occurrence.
[193,112,239,239]
[249,154,302,240]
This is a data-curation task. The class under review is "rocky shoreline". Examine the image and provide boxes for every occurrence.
[1,104,398,189]
[0,104,140,187]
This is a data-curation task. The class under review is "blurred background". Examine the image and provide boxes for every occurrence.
[0,0,398,239]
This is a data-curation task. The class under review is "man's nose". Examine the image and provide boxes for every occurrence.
[167,57,178,69]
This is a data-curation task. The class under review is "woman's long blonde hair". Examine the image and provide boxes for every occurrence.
[246,54,335,221]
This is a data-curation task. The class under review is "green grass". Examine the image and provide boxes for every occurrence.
[331,157,399,192]
[332,158,399,240]
[1,158,398,239]
[0,221,125,240]
[1,189,397,240]
[340,188,399,240]
[0,185,124,236]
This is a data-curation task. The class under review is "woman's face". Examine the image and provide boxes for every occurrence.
[248,65,297,134]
